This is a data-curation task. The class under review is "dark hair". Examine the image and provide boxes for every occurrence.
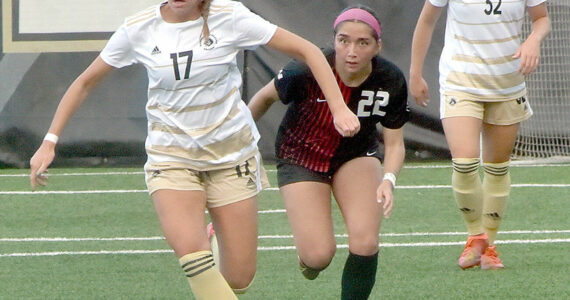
[334,4,382,40]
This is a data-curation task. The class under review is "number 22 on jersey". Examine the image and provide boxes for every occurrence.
[357,90,389,117]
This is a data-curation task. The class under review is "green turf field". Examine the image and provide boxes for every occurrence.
[1,162,569,299]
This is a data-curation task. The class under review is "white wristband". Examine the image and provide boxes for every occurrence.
[43,133,59,144]
[383,172,396,187]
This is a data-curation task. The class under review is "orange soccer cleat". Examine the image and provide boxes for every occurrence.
[458,233,489,269]
[481,245,504,270]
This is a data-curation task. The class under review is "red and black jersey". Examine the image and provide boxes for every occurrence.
[274,48,410,173]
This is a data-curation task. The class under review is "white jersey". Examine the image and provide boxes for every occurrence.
[100,0,277,170]
[429,0,546,101]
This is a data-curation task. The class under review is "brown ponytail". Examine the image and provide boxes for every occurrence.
[200,0,212,40]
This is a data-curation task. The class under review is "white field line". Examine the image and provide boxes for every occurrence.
[0,190,148,195]
[0,172,145,177]
[1,182,569,195]
[1,162,568,177]
[1,250,173,257]
[259,209,286,214]
[1,238,569,257]
[2,231,568,257]
[1,230,569,243]
[264,238,570,251]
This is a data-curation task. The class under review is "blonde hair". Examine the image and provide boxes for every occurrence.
[200,0,212,40]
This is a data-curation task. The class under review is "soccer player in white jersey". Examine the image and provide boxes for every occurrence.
[29,0,361,299]
[410,0,550,270]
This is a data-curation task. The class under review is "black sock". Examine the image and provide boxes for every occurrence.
[341,251,379,300]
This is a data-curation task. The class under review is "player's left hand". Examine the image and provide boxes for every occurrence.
[377,181,394,218]
[409,75,430,107]
[513,36,541,76]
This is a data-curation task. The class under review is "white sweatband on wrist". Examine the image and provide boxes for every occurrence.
[383,172,396,187]
[43,133,59,144]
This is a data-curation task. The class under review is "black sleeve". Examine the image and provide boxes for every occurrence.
[380,68,410,129]
[274,59,311,105]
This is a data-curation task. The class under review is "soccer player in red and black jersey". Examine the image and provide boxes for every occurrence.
[249,5,409,299]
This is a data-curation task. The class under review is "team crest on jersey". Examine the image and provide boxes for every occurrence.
[200,34,218,50]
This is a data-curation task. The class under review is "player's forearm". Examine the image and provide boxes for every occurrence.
[46,56,113,137]
[410,3,441,79]
[266,28,347,114]
[381,128,406,178]
[527,15,551,46]
[248,80,278,121]
[383,141,406,178]
[300,43,346,115]
[409,30,432,79]
[46,78,93,136]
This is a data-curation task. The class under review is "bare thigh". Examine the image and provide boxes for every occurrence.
[442,116,483,158]
[280,181,336,268]
[333,157,383,255]
[482,122,520,162]
[208,196,258,289]
[152,190,209,257]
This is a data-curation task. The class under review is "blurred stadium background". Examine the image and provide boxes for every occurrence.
[0,0,568,168]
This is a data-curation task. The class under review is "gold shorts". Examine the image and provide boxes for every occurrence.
[144,153,270,208]
[440,95,533,125]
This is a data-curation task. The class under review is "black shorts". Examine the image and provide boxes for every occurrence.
[276,160,332,187]
[276,145,383,188]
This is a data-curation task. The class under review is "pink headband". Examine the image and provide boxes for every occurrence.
[333,8,381,38]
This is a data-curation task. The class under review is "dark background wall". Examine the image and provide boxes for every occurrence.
[0,1,476,167]
[240,0,449,163]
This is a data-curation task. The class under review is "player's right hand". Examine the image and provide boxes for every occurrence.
[409,76,430,107]
[333,108,360,137]
[29,142,56,190]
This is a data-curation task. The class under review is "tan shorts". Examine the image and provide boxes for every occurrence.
[144,153,270,208]
[440,95,533,125]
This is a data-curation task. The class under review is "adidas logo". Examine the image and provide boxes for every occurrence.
[485,212,501,220]
[151,46,161,55]
[247,178,256,188]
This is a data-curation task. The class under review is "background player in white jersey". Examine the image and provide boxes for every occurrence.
[410,0,550,270]
[29,0,360,299]
[249,5,409,299]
